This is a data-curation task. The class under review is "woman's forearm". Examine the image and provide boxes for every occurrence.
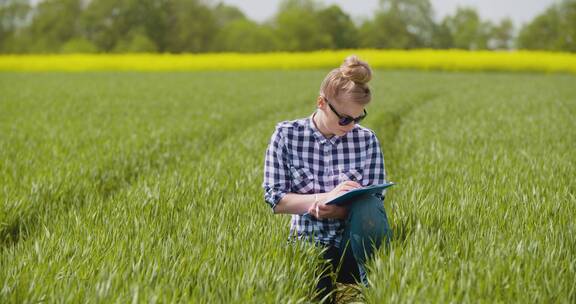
[273,192,328,214]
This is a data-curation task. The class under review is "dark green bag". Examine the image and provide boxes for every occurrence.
[341,193,393,285]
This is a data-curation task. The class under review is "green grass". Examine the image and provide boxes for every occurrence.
[0,70,574,303]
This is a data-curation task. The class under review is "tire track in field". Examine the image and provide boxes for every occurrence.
[0,102,284,250]
[372,91,441,152]
[369,91,445,244]
[0,69,321,251]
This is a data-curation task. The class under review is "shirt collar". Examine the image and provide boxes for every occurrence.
[307,111,345,146]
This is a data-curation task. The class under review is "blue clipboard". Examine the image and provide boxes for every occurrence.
[324,182,395,206]
[301,182,396,216]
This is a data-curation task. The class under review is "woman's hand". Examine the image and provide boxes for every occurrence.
[326,180,362,201]
[308,181,362,220]
[308,202,349,220]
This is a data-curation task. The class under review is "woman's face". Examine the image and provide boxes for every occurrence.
[318,96,366,137]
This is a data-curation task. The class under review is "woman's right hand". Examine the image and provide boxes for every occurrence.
[324,180,362,202]
[307,181,362,219]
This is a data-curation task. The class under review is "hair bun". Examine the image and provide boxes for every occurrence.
[339,55,372,84]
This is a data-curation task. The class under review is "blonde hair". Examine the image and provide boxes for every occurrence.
[319,55,372,106]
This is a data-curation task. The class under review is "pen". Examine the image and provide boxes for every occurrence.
[314,194,319,218]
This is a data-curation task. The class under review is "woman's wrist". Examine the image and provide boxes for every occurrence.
[317,193,329,204]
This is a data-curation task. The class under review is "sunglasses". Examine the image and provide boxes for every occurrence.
[325,98,367,126]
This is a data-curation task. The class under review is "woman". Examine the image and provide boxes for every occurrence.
[262,55,392,303]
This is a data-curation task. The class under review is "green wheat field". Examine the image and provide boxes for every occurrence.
[1,70,575,303]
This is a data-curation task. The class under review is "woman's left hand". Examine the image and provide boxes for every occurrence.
[308,202,349,220]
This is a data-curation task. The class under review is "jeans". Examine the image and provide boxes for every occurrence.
[314,193,392,304]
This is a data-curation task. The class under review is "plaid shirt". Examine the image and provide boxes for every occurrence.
[262,111,387,248]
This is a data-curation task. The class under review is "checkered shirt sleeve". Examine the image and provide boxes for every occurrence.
[262,124,290,211]
[365,132,387,200]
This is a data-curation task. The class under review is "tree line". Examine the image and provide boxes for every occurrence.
[0,0,575,54]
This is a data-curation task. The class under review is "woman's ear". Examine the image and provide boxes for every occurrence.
[316,96,325,109]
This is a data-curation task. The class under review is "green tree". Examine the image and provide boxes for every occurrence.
[60,37,98,53]
[359,12,414,48]
[0,0,32,53]
[212,2,246,27]
[517,0,576,52]
[490,18,514,50]
[163,0,218,52]
[274,0,332,51]
[210,2,271,52]
[561,0,576,51]
[23,0,84,53]
[81,0,166,52]
[443,7,492,50]
[113,27,157,53]
[359,0,436,49]
[278,0,319,12]
[517,6,560,51]
[81,0,133,52]
[431,18,453,49]
[212,19,279,52]
[80,0,220,53]
[317,5,358,49]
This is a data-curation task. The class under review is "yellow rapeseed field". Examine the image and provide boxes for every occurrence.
[0,49,575,73]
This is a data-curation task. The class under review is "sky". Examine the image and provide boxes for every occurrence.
[217,0,559,27]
